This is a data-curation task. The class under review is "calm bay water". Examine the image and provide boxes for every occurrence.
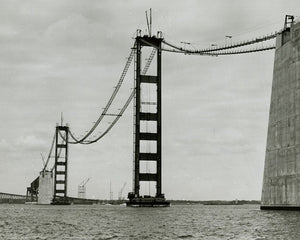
[0,204,299,239]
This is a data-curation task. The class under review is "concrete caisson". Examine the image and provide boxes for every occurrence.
[261,20,300,210]
[38,171,53,204]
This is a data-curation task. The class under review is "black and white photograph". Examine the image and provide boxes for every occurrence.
[0,0,300,239]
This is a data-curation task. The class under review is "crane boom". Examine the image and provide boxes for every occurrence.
[83,178,90,186]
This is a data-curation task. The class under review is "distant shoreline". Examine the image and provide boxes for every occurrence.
[0,192,261,205]
[169,200,260,205]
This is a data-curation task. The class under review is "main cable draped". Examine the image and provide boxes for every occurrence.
[57,29,281,146]
[68,41,137,144]
[67,45,156,144]
[162,30,280,56]
[42,131,56,172]
[51,143,63,172]
[74,47,157,144]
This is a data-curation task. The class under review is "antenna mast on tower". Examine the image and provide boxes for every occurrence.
[145,8,152,37]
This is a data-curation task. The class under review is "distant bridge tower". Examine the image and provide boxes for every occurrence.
[127,32,170,207]
[261,15,300,210]
[52,125,70,205]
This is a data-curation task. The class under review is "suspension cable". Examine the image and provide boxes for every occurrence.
[51,147,63,172]
[77,47,157,144]
[68,41,137,144]
[80,90,135,144]
[50,127,69,171]
[60,30,279,145]
[42,131,56,172]
[162,30,280,55]
[142,48,156,75]
[211,45,276,55]
[140,38,216,56]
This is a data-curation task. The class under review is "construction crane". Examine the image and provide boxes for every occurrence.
[78,178,90,199]
[118,182,127,200]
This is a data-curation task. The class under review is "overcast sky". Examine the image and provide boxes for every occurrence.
[0,0,299,200]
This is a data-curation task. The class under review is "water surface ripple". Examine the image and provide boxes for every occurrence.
[0,204,299,239]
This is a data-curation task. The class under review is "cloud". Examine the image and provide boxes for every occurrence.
[0,139,10,150]
[16,134,47,149]
[0,134,51,155]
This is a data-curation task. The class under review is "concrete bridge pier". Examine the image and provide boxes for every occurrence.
[261,16,300,210]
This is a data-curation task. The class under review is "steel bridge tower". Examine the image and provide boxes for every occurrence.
[52,125,70,205]
[127,33,170,207]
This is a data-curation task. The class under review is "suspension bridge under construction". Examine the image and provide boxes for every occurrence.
[3,14,297,208]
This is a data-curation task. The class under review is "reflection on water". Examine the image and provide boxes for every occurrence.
[0,204,299,239]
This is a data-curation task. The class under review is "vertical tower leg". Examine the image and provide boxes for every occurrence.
[127,35,169,207]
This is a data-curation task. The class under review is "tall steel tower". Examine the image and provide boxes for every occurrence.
[52,125,70,205]
[127,33,170,207]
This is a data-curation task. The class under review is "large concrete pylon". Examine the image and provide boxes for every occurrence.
[261,16,300,210]
[38,170,53,204]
